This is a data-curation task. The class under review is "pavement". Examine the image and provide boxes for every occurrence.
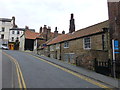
[26,51,119,88]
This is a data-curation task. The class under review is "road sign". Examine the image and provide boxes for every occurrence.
[113,40,119,53]
[114,40,119,47]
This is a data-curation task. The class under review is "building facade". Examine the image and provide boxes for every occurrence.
[108,0,120,61]
[9,28,25,50]
[107,0,120,78]
[37,25,62,55]
[19,29,46,52]
[47,20,110,70]
[0,17,13,46]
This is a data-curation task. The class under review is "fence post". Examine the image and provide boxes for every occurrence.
[108,59,111,75]
[94,58,97,71]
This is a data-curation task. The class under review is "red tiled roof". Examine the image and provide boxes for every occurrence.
[47,20,109,45]
[25,30,42,39]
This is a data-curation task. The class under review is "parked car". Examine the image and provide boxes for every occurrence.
[0,45,9,50]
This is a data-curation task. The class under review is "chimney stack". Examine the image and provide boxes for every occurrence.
[39,27,42,33]
[47,26,51,33]
[54,27,58,38]
[47,26,51,40]
[69,13,75,33]
[12,16,16,28]
[25,26,29,30]
[43,25,47,34]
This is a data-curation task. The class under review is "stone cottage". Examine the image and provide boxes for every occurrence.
[47,20,110,70]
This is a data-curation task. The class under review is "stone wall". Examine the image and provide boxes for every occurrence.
[43,32,110,70]
[60,33,109,70]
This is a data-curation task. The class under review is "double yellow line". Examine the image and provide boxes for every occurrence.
[3,52,27,89]
[28,53,112,89]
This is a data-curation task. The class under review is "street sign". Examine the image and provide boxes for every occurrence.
[114,40,119,53]
[114,40,118,47]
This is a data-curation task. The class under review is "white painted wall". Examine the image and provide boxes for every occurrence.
[34,39,37,51]
[0,19,13,45]
[19,34,25,51]
[9,30,24,42]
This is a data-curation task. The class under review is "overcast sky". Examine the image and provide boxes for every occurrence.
[0,0,108,33]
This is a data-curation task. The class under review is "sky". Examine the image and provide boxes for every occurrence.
[0,0,108,33]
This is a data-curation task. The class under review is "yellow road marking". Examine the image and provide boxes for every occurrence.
[16,60,27,89]
[28,53,112,89]
[3,52,27,89]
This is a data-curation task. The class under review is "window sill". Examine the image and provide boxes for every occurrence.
[64,47,69,48]
[84,48,91,50]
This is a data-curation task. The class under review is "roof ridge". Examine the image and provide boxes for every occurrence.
[47,20,109,45]
[76,20,109,32]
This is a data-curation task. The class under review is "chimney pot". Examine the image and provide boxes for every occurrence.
[62,30,65,34]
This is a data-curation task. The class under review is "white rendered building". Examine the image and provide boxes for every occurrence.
[0,18,13,46]
[9,28,25,43]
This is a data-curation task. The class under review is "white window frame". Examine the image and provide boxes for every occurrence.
[83,37,91,50]
[64,42,69,48]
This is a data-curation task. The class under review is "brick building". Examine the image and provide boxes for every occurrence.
[108,0,120,61]
[37,25,62,55]
[107,0,120,77]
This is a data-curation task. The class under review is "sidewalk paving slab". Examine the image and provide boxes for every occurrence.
[27,52,119,88]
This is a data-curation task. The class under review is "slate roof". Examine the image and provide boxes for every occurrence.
[10,28,25,31]
[0,18,12,22]
[47,20,109,45]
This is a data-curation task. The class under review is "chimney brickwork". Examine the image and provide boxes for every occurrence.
[108,1,120,61]
[54,27,58,38]
[69,13,75,33]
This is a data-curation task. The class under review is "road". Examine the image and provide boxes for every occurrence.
[2,50,111,89]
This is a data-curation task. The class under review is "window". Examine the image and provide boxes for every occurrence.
[56,44,60,49]
[64,42,69,48]
[83,37,91,49]
[2,21,5,24]
[16,37,19,40]
[12,31,15,34]
[1,34,4,39]
[50,46,54,51]
[2,27,5,32]
[12,37,14,41]
[17,31,20,34]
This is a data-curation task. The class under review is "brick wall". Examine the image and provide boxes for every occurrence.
[108,2,120,61]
